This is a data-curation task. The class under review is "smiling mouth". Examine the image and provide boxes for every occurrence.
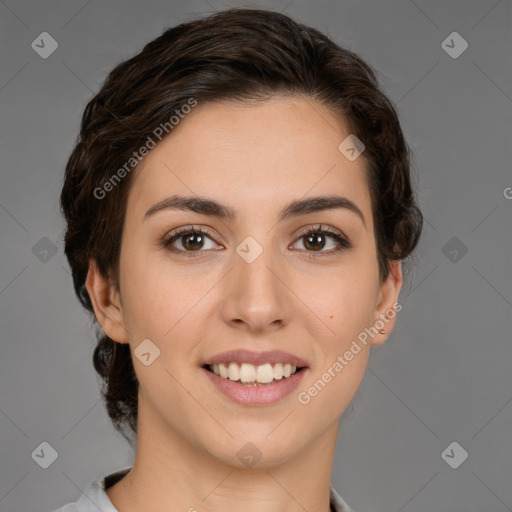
[203,362,307,386]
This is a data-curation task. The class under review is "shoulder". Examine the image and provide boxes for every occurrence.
[50,479,104,512]
[330,484,358,512]
[50,466,132,512]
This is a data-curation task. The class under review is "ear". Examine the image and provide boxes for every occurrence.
[85,259,129,344]
[370,259,403,347]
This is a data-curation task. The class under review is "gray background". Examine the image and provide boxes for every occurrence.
[1,1,511,511]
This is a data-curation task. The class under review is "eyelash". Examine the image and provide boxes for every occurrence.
[161,224,352,258]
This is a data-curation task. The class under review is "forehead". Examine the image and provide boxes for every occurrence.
[126,96,373,227]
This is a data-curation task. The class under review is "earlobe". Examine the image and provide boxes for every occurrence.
[371,259,403,347]
[85,259,129,344]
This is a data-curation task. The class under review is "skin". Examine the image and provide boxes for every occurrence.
[86,96,403,512]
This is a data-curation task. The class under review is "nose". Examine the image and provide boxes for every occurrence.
[221,241,292,334]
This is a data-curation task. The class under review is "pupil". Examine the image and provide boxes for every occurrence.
[306,233,324,251]
[184,233,203,250]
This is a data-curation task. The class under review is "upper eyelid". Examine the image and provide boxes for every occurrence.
[294,224,346,239]
[164,225,220,243]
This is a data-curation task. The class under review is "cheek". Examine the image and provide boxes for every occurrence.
[299,283,372,414]
[292,261,377,405]
[295,340,369,429]
[119,243,187,322]
[294,261,378,333]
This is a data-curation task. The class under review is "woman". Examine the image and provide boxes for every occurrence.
[55,8,423,512]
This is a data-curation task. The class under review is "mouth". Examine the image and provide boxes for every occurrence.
[202,362,307,386]
[200,349,309,405]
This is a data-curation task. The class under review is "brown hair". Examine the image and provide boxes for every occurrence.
[60,8,423,442]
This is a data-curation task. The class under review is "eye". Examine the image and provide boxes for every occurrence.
[162,226,222,256]
[161,224,351,258]
[290,225,351,256]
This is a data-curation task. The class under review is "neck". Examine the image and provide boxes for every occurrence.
[106,396,339,512]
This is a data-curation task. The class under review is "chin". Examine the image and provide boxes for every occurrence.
[202,432,304,470]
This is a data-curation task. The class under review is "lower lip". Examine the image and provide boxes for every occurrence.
[202,367,308,406]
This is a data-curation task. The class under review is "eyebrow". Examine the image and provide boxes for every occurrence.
[144,194,366,228]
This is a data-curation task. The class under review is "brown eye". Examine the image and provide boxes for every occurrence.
[291,226,351,256]
[162,227,221,255]
[180,231,205,251]
[303,232,327,251]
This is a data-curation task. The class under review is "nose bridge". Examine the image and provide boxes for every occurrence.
[235,233,281,298]
[225,232,289,328]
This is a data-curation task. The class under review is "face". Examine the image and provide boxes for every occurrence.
[88,96,402,468]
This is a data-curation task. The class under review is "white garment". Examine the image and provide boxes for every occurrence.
[51,466,356,512]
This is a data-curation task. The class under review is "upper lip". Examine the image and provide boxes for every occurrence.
[202,349,309,368]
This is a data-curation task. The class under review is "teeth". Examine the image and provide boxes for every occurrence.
[256,363,273,383]
[273,363,283,380]
[219,363,229,379]
[210,362,299,383]
[228,362,239,381]
[240,363,257,383]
